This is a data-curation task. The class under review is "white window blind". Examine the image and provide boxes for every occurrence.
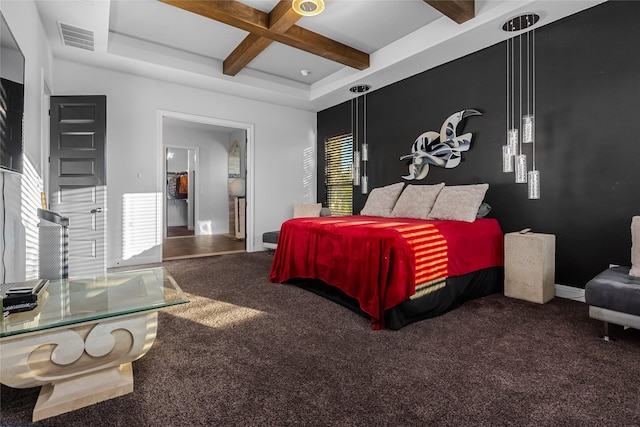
[325,133,353,216]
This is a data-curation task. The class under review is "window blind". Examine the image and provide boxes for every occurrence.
[325,133,353,216]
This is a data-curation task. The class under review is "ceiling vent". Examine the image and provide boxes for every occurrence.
[58,22,94,51]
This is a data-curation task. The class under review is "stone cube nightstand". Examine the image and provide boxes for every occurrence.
[504,232,556,304]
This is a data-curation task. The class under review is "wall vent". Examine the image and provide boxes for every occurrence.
[58,22,94,51]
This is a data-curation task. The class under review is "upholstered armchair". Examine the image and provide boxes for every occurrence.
[585,216,640,340]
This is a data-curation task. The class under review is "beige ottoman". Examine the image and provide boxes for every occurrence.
[504,232,556,303]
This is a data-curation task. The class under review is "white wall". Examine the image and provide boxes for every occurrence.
[0,1,54,282]
[200,131,233,235]
[52,58,317,267]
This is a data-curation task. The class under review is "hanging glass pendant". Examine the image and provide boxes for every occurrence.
[515,154,527,183]
[522,115,534,143]
[508,128,518,153]
[361,175,368,194]
[528,170,540,199]
[361,143,368,161]
[353,151,360,186]
[502,145,514,172]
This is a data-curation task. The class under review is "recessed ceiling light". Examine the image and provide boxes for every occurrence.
[292,0,325,17]
[300,69,311,76]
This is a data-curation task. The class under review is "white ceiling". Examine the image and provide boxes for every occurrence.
[34,0,605,112]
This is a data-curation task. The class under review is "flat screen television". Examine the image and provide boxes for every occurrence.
[0,12,25,174]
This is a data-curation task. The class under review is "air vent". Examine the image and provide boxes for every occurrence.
[58,22,94,51]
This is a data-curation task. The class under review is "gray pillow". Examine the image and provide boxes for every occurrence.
[360,182,405,217]
[428,184,489,222]
[476,202,492,218]
[391,183,445,219]
[293,203,322,218]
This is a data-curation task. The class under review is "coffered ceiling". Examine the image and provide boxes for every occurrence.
[34,0,605,112]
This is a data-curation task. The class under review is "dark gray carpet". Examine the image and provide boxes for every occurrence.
[2,252,639,426]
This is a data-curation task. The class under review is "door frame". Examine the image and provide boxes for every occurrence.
[157,110,255,252]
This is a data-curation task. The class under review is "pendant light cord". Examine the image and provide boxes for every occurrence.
[506,38,510,136]
[518,32,522,155]
[350,97,355,180]
[527,30,530,118]
[531,30,537,170]
[511,38,515,133]
[355,94,359,152]
[363,92,367,177]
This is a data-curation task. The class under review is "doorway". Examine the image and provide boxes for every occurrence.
[158,111,253,260]
[165,146,196,238]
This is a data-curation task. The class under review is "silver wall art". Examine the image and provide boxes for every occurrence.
[400,109,482,180]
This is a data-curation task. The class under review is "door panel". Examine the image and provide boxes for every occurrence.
[50,95,106,278]
[59,132,95,149]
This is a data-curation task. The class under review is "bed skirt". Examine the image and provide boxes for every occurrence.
[286,267,504,330]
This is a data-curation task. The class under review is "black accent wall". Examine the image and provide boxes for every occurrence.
[317,1,640,288]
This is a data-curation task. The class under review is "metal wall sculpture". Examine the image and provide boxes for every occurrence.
[400,109,482,180]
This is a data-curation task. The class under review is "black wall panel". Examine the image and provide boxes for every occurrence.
[317,1,640,288]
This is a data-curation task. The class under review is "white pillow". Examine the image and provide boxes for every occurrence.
[428,184,489,222]
[360,183,405,217]
[630,216,640,277]
[391,183,445,219]
[293,203,322,218]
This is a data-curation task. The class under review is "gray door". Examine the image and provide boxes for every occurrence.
[49,95,106,278]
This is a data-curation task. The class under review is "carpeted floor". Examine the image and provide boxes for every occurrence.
[1,252,639,426]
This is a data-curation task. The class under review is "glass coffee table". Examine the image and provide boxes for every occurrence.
[0,267,188,422]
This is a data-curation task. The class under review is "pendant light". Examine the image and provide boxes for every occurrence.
[351,94,360,187]
[526,29,540,199]
[350,84,371,194]
[503,34,517,173]
[503,13,541,199]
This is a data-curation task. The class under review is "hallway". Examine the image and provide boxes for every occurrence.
[163,234,245,260]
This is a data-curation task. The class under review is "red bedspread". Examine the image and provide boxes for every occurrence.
[269,216,503,329]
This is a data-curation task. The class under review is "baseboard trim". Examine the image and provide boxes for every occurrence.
[555,284,585,302]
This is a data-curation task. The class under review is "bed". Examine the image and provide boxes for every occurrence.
[269,215,504,329]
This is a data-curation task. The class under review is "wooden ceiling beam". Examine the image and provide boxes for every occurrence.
[160,0,369,74]
[282,25,369,70]
[224,1,302,76]
[223,33,274,76]
[160,0,269,34]
[424,0,475,24]
[268,0,302,33]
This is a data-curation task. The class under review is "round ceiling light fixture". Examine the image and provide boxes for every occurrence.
[349,84,371,94]
[292,0,325,16]
[502,13,539,32]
